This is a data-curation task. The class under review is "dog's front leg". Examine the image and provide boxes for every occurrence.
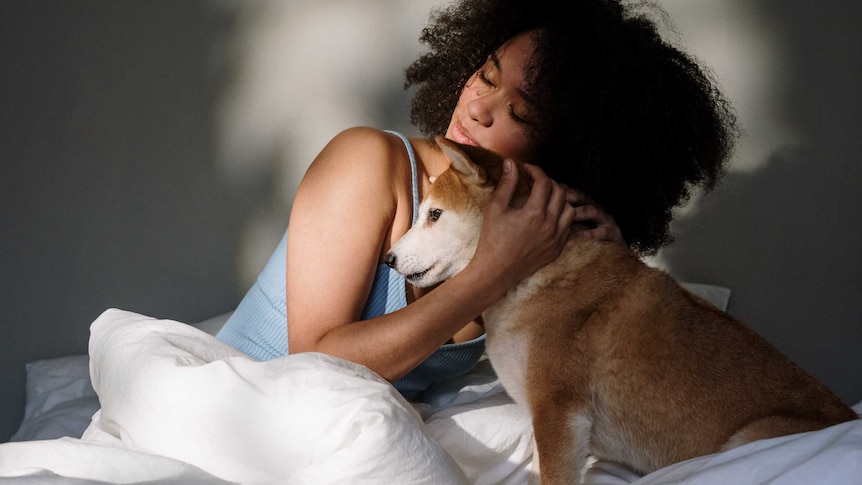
[532,402,591,485]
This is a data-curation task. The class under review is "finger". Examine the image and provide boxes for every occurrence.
[572,204,600,223]
[490,159,519,207]
[557,201,577,237]
[563,187,592,206]
[521,163,553,211]
[578,224,620,241]
[572,204,617,226]
[546,180,569,221]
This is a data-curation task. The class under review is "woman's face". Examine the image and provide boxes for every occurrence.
[446,31,536,163]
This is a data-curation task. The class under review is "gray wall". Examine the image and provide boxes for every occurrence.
[1,0,860,442]
[1,1,246,441]
[658,0,862,410]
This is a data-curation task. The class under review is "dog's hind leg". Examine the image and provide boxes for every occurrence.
[532,403,591,485]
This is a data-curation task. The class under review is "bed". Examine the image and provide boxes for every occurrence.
[1,284,860,485]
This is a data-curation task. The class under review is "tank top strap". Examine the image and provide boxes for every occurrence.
[384,130,419,225]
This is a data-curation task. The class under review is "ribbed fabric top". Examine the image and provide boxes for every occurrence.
[216,131,485,401]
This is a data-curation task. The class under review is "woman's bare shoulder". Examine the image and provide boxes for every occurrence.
[302,127,415,190]
[294,128,415,213]
[320,127,406,163]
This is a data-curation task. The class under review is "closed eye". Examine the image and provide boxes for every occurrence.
[477,69,494,87]
[508,105,529,124]
[428,208,442,222]
[477,69,531,124]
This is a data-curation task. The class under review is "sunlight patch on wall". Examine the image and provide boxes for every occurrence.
[661,0,800,176]
[210,0,440,289]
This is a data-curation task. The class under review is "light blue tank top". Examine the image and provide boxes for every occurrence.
[216,131,485,400]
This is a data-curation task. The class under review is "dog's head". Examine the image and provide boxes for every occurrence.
[384,136,530,287]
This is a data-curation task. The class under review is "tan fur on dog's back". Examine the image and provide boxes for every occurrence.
[394,137,858,484]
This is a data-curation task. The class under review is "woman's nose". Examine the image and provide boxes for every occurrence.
[466,95,494,127]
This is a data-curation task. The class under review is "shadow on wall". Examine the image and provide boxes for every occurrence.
[0,0,261,442]
[658,0,862,404]
[661,146,862,404]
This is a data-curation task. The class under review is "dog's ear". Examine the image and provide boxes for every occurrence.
[435,136,488,184]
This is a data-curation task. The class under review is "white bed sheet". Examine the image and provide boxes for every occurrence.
[1,305,860,485]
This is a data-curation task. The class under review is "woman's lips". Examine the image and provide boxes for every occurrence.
[450,122,478,146]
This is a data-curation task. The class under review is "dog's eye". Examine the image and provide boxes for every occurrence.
[428,208,442,222]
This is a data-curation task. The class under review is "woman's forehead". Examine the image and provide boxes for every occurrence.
[491,32,537,94]
[494,31,536,68]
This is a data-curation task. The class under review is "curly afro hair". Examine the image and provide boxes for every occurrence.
[405,0,739,255]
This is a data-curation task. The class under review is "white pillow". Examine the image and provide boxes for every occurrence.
[10,311,233,443]
[190,311,232,336]
[10,355,98,442]
[680,282,731,311]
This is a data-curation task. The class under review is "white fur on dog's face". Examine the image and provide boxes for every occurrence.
[386,137,500,287]
[386,177,484,287]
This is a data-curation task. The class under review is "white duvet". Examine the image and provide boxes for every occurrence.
[0,308,860,484]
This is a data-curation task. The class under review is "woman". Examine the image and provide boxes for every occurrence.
[217,0,738,402]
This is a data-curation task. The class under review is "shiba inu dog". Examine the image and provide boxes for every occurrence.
[385,136,858,484]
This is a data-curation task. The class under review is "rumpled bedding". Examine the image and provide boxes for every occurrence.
[0,308,860,484]
[0,309,532,484]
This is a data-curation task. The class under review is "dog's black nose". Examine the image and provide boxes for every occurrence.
[383,252,396,268]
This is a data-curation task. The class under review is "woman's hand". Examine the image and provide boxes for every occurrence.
[468,160,626,293]
[563,186,625,244]
[469,160,577,290]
